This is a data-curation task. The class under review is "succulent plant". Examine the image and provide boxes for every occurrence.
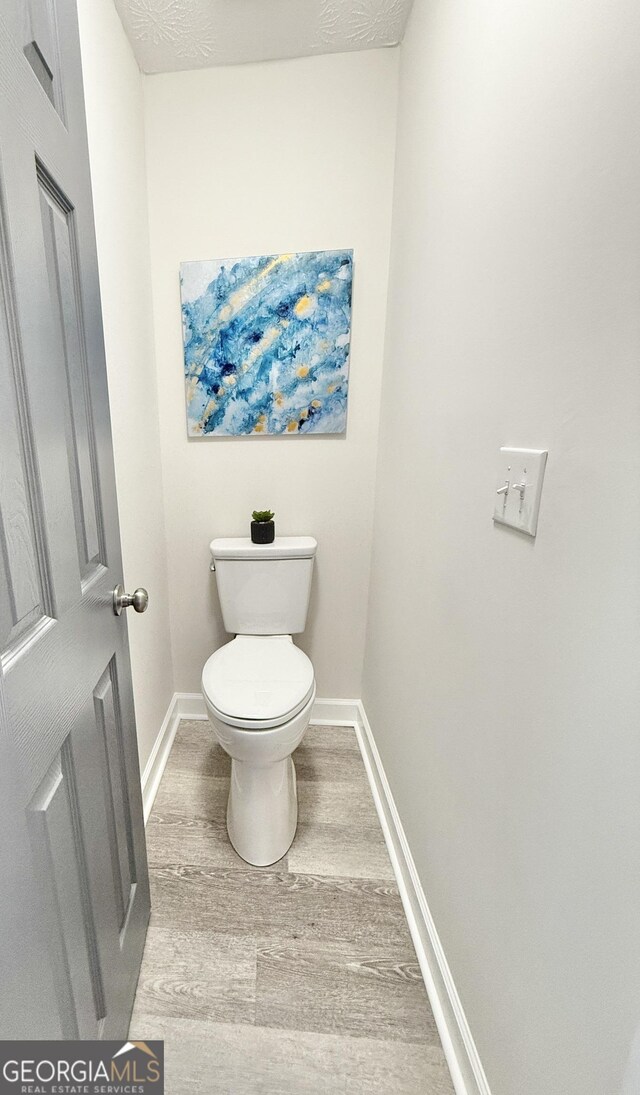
[252,510,275,523]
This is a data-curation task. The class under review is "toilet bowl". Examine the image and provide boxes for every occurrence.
[202,633,316,866]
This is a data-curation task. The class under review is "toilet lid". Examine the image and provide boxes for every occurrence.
[202,636,315,725]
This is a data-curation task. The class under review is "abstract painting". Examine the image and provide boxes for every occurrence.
[180,249,353,436]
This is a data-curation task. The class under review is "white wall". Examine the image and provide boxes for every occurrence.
[144,51,398,696]
[77,0,174,772]
[363,2,640,1094]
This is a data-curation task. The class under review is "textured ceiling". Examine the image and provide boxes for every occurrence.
[114,0,412,72]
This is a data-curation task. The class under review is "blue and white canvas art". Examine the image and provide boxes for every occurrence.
[180,249,353,436]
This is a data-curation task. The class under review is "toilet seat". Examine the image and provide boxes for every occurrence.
[202,635,315,730]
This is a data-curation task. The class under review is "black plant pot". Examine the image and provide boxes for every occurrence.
[251,521,275,544]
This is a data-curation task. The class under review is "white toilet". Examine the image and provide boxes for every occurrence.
[202,535,317,866]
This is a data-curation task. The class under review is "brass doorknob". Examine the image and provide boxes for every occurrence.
[112,585,149,616]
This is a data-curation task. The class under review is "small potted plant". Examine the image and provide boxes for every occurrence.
[251,509,275,544]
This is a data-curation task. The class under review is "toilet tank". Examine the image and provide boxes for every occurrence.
[210,536,317,635]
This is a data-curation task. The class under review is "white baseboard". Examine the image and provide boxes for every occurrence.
[140,694,183,824]
[309,697,360,724]
[141,690,489,1094]
[158,692,361,726]
[172,692,208,720]
[355,700,491,1095]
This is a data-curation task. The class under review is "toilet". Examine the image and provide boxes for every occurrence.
[202,535,317,866]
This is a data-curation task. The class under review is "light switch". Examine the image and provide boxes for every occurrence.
[493,448,548,537]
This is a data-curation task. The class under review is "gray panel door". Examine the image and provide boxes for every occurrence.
[0,0,150,1039]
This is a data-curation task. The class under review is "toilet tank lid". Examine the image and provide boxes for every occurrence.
[210,536,317,561]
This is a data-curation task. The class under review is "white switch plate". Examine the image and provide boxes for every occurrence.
[493,447,548,537]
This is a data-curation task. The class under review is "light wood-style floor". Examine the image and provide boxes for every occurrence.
[129,720,454,1094]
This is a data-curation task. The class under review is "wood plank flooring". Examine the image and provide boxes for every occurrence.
[130,720,454,1094]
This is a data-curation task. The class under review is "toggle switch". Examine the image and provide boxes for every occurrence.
[493,448,548,537]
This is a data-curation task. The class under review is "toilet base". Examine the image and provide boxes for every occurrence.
[203,686,315,867]
[228,755,297,866]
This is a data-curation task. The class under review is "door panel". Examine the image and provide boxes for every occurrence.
[0,0,150,1039]
[38,166,103,577]
[23,0,64,117]
[94,660,136,933]
[29,742,104,1040]
[1,133,82,624]
[0,226,50,650]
